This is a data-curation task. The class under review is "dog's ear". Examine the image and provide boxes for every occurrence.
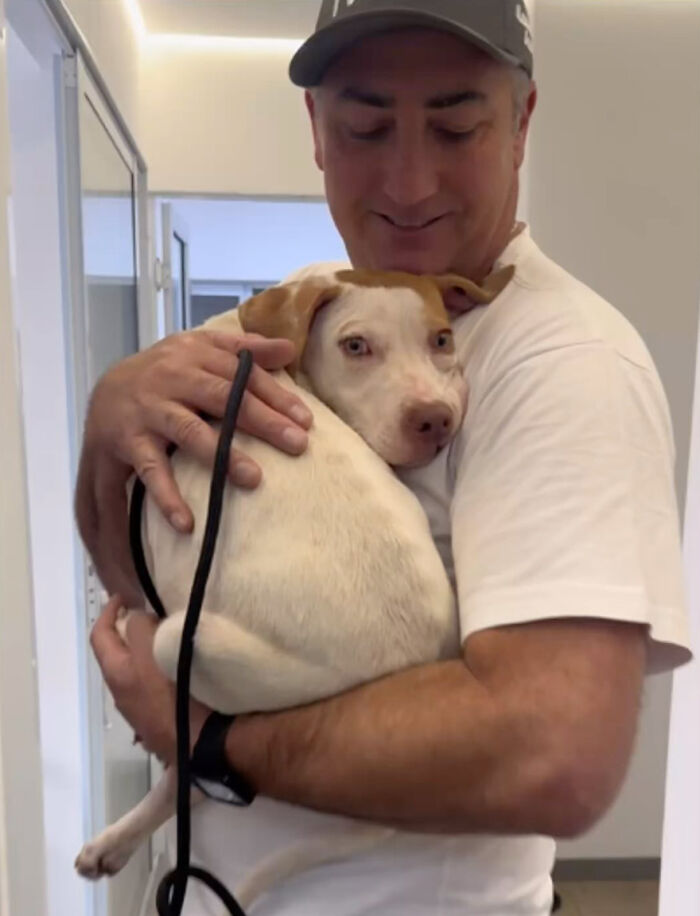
[432,265,515,315]
[238,281,342,376]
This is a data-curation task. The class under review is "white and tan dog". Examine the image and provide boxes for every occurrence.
[76,265,514,904]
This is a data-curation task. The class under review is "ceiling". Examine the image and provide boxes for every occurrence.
[139,1,320,39]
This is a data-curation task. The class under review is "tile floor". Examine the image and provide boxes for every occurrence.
[556,880,659,916]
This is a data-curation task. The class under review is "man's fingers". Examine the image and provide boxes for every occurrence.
[197,349,313,430]
[128,433,196,531]
[195,378,309,457]
[90,596,131,684]
[136,403,262,492]
[246,366,313,429]
[236,389,309,455]
[201,330,296,371]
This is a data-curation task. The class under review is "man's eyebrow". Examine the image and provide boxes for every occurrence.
[427,90,487,109]
[338,87,393,108]
[336,87,487,109]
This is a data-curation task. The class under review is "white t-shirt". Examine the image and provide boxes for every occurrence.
[172,225,692,915]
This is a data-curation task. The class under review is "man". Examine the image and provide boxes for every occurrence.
[81,1,692,914]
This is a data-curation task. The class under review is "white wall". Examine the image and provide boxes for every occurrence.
[140,44,322,196]
[529,0,700,861]
[0,3,48,914]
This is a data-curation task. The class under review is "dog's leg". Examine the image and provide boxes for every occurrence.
[75,766,204,879]
[153,610,351,714]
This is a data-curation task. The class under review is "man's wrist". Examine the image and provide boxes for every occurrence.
[189,702,211,754]
[223,714,262,783]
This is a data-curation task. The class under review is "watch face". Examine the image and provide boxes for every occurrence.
[193,776,245,806]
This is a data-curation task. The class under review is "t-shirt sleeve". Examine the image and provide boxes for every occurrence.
[450,338,692,674]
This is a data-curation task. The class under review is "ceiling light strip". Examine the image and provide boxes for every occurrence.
[147,33,304,53]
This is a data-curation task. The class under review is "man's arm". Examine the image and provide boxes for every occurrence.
[225,617,646,837]
[92,600,645,837]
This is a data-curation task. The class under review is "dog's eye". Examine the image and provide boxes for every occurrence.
[340,337,371,357]
[431,330,455,353]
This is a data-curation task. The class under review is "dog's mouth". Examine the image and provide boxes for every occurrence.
[394,442,446,469]
[376,437,448,470]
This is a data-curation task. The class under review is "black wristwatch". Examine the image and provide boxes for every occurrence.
[190,712,257,807]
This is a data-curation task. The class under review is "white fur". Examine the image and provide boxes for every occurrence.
[76,277,467,907]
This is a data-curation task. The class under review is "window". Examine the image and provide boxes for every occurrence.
[190,279,276,327]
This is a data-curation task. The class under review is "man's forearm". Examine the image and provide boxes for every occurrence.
[224,658,567,836]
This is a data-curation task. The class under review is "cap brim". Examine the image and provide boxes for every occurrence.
[289,9,524,87]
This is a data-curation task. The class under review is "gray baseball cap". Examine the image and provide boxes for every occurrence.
[289,0,534,87]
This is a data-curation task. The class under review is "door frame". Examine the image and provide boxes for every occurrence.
[59,46,156,916]
[160,200,191,335]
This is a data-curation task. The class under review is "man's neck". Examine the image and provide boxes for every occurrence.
[464,181,522,284]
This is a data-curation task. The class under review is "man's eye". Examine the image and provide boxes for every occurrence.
[348,126,389,141]
[431,330,455,353]
[340,337,372,357]
[437,128,476,143]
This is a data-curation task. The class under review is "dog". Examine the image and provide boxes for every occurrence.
[75,265,514,905]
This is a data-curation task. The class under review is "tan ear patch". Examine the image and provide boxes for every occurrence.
[239,281,342,376]
[432,265,515,314]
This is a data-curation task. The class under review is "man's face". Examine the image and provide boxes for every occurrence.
[306,29,535,279]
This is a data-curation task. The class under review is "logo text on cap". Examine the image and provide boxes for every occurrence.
[515,1,534,52]
[333,0,359,16]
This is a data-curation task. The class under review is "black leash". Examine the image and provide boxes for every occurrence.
[128,350,254,916]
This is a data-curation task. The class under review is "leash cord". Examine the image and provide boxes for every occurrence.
[129,349,254,916]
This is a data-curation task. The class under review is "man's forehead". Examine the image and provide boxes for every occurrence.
[319,29,504,101]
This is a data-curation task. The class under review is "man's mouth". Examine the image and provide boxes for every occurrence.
[376,213,446,232]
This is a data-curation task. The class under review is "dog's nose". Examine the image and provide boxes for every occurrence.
[402,401,454,446]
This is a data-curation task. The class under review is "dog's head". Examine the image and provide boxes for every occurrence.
[239,266,513,468]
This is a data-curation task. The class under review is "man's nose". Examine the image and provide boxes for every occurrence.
[381,135,440,206]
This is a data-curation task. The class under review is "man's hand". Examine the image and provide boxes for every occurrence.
[75,330,314,602]
[90,596,210,765]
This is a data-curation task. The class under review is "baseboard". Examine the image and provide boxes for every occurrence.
[553,857,661,881]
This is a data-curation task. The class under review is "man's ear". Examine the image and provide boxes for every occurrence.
[238,281,341,377]
[305,89,324,171]
[432,266,516,315]
[515,81,537,170]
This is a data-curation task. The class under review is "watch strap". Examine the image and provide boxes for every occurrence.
[191,712,257,806]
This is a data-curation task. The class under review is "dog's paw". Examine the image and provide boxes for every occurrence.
[75,836,135,880]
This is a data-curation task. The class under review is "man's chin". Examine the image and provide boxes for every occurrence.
[371,248,454,276]
[354,217,453,275]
